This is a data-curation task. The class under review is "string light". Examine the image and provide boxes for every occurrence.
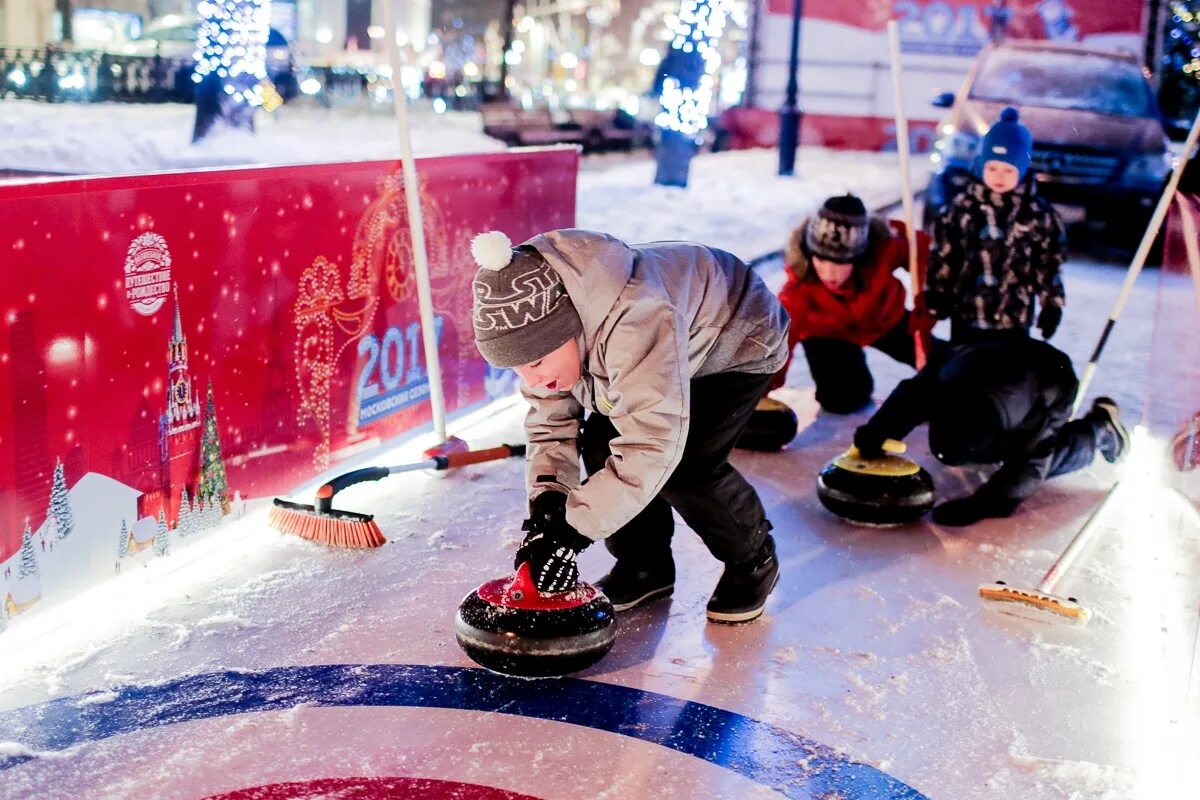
[655,0,729,137]
[192,0,271,107]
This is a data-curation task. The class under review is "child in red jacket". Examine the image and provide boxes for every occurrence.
[773,194,946,413]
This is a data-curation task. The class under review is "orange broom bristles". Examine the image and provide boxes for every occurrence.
[268,499,387,548]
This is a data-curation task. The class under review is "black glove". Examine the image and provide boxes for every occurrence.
[931,492,1020,527]
[1037,304,1062,341]
[515,491,593,593]
[853,426,887,459]
[922,290,949,321]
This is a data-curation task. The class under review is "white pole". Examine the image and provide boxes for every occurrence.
[1172,193,1200,316]
[382,0,448,444]
[886,20,927,369]
[1036,482,1122,594]
[1073,108,1200,417]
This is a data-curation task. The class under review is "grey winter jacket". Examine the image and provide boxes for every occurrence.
[518,229,789,540]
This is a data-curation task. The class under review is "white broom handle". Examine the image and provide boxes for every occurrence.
[1173,193,1200,315]
[886,22,918,252]
[1038,482,1122,594]
[383,0,448,444]
[887,21,926,369]
[1073,108,1200,417]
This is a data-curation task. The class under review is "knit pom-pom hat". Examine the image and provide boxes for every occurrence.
[978,106,1032,180]
[470,231,582,368]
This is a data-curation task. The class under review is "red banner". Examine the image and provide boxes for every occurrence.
[767,0,1143,44]
[0,151,577,591]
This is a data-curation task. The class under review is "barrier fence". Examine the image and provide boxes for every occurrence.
[0,147,577,622]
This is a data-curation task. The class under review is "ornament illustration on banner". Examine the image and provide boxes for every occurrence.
[47,459,74,540]
[124,233,173,316]
[0,282,238,631]
[293,256,344,470]
[291,173,457,467]
[198,381,232,515]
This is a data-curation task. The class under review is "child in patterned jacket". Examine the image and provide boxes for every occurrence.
[924,107,1067,343]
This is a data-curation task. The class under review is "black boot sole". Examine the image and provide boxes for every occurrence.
[602,583,674,612]
[706,571,780,624]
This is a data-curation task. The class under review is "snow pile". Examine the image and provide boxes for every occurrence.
[0,101,504,175]
[576,148,928,259]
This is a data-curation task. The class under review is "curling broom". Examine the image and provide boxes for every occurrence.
[269,444,526,548]
[887,19,930,370]
[978,482,1123,624]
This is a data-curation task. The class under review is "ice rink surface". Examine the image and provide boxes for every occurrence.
[1,254,1197,799]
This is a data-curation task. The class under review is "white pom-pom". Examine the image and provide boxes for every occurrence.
[471,231,514,271]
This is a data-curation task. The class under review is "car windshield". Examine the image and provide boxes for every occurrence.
[969,49,1154,117]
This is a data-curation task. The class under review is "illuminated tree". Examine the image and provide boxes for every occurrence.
[1162,2,1200,121]
[653,0,730,187]
[192,0,272,142]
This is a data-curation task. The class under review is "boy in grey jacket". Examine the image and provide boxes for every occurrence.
[471,228,790,623]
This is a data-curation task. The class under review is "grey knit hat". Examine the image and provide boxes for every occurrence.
[470,231,583,369]
[805,194,870,262]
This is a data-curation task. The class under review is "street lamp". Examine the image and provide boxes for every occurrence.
[777,0,803,176]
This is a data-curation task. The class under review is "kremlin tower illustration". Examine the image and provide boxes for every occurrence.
[111,284,227,529]
[161,284,203,525]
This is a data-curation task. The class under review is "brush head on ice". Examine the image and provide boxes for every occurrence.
[471,231,514,271]
[816,444,934,526]
[978,581,1091,625]
[455,562,616,678]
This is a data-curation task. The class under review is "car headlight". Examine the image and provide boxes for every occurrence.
[1124,151,1173,182]
[931,131,980,168]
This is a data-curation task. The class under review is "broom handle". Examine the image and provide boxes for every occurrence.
[1172,193,1200,315]
[320,445,526,496]
[1037,483,1122,594]
[382,0,448,444]
[1072,108,1200,417]
[887,20,928,370]
[436,444,527,469]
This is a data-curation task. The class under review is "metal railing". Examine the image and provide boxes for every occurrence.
[0,46,196,103]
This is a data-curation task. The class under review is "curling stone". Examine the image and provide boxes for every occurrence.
[737,397,799,452]
[455,562,617,678]
[816,440,934,526]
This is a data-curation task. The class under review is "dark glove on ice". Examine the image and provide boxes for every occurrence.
[922,290,949,320]
[1037,304,1062,341]
[852,426,887,459]
[516,491,593,593]
[931,493,1020,527]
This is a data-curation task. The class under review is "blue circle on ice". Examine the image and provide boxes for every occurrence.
[0,664,927,799]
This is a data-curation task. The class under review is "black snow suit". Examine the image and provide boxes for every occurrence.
[855,338,1101,514]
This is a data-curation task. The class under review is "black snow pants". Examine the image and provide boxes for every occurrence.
[579,371,774,568]
[802,314,949,414]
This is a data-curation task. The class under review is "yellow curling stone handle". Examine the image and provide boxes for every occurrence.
[835,439,920,477]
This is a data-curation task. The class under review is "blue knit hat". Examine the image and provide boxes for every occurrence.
[977,107,1032,179]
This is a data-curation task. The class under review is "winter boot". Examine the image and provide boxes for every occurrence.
[1088,397,1129,464]
[594,558,675,612]
[706,535,779,624]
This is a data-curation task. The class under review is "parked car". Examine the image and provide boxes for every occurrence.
[925,41,1178,243]
[116,17,299,101]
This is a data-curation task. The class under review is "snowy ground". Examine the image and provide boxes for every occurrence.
[0,100,505,175]
[0,109,1198,798]
[2,250,1196,799]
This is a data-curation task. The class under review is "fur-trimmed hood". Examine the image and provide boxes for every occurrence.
[785,216,894,280]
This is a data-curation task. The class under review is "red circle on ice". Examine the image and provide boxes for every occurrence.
[205,776,545,799]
